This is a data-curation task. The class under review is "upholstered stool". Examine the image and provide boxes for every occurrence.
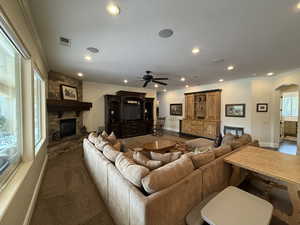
[186,193,218,225]
[201,186,273,225]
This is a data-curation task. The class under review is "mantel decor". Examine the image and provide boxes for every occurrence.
[225,104,246,117]
[47,99,92,118]
[170,104,183,116]
[61,84,78,101]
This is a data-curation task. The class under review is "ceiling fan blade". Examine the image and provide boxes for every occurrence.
[143,80,150,87]
[153,78,168,80]
[152,80,167,86]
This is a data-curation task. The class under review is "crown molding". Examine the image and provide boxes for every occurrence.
[17,0,49,72]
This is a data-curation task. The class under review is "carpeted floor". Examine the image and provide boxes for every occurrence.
[30,147,115,225]
[30,133,289,225]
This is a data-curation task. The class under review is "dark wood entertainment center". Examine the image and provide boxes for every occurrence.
[105,91,154,138]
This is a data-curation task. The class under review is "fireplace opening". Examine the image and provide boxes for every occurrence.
[60,119,76,138]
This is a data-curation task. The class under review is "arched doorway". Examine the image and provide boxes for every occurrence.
[275,84,299,155]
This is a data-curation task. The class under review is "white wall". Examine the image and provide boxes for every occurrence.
[159,78,253,133]
[83,81,157,132]
[158,69,300,148]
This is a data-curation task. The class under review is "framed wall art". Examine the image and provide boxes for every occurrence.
[256,103,268,112]
[225,104,246,117]
[170,104,183,116]
[60,84,78,101]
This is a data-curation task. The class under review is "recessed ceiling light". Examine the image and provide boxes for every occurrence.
[163,89,167,92]
[185,85,189,88]
[154,84,159,88]
[267,72,274,76]
[192,47,200,54]
[85,55,92,61]
[78,72,83,77]
[219,78,224,82]
[106,4,120,16]
[227,65,235,71]
[180,77,186,82]
[297,2,300,9]
[158,29,174,38]
[124,79,128,84]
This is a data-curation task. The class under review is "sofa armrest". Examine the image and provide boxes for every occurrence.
[145,169,203,225]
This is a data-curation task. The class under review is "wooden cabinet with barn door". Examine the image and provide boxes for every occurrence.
[181,89,221,139]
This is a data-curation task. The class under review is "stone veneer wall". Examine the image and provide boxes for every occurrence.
[48,71,84,145]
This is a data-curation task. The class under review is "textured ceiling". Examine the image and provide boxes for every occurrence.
[29,0,300,90]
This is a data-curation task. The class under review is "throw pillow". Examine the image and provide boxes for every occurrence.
[185,151,215,169]
[88,132,98,144]
[103,144,121,162]
[213,145,232,157]
[221,134,236,146]
[115,153,150,187]
[150,151,182,165]
[133,152,163,170]
[94,140,109,151]
[101,130,109,138]
[238,134,252,145]
[107,132,117,144]
[141,156,194,194]
[113,141,122,151]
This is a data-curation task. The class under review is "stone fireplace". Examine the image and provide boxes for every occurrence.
[60,118,77,138]
[47,71,91,157]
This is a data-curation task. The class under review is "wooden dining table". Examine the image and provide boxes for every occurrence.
[224,146,300,225]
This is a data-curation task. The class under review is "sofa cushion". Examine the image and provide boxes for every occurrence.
[113,141,122,151]
[107,132,117,145]
[103,144,121,162]
[142,156,194,194]
[94,139,109,151]
[115,153,150,187]
[221,134,236,146]
[88,132,98,144]
[133,152,163,170]
[150,151,182,164]
[186,151,215,169]
[213,145,232,158]
[231,139,244,150]
[238,134,252,145]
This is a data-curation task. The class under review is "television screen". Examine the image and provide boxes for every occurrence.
[124,104,142,120]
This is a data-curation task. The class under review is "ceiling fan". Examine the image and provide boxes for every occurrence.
[140,71,168,87]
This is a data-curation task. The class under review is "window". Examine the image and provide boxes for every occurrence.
[34,70,44,150]
[0,29,22,187]
[282,92,299,121]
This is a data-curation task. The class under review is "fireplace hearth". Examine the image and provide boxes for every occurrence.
[60,119,76,138]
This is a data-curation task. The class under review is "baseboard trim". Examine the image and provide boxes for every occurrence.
[260,142,279,148]
[163,127,179,132]
[22,154,48,225]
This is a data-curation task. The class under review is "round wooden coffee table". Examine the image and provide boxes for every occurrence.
[143,140,176,153]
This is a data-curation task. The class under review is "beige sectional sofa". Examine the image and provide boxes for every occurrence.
[83,134,255,225]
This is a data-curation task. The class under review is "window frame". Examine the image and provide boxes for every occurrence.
[282,92,299,121]
[0,23,24,190]
[33,66,46,154]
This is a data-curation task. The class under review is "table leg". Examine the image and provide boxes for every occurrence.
[229,166,241,186]
[287,183,300,225]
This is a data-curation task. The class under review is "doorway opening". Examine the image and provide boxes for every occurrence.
[279,84,299,155]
